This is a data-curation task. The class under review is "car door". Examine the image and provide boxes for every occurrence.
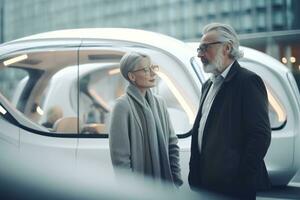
[76,40,201,182]
[0,99,20,157]
[0,43,81,166]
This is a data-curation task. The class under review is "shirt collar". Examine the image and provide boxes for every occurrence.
[220,61,234,79]
[209,61,235,82]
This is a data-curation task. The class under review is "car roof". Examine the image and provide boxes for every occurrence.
[1,28,199,81]
[15,28,179,43]
[5,28,193,59]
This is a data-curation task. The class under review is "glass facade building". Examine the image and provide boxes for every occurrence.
[1,0,299,41]
[0,0,299,71]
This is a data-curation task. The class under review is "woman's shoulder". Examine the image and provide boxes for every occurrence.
[113,95,130,111]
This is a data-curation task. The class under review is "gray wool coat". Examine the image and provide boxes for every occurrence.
[109,84,183,186]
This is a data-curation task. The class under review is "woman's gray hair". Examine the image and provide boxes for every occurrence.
[119,52,149,81]
[202,23,244,59]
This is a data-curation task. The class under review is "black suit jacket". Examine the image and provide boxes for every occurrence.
[188,61,271,196]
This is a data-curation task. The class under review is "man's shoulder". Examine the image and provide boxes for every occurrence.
[234,63,266,91]
[236,62,262,80]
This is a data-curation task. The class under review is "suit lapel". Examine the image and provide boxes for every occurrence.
[223,60,239,83]
[199,81,212,111]
[192,61,240,132]
[191,80,212,133]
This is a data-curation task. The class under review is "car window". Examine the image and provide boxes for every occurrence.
[0,48,79,134]
[264,83,287,129]
[0,45,199,137]
[78,46,200,136]
[0,64,28,103]
[240,61,287,130]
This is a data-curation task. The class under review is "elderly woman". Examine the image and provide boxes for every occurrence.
[109,52,183,187]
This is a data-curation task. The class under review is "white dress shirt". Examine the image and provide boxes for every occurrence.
[198,62,234,152]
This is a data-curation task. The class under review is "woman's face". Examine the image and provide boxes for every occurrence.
[129,57,158,91]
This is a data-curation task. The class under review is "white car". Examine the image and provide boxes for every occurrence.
[0,28,299,187]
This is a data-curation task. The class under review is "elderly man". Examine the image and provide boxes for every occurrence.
[188,23,271,199]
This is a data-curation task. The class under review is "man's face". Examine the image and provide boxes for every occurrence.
[197,31,226,74]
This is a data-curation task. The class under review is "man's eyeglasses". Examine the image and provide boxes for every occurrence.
[197,41,223,54]
[131,65,159,74]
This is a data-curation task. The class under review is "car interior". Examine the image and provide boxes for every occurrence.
[0,46,199,136]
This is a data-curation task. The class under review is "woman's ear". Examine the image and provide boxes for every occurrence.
[128,72,135,82]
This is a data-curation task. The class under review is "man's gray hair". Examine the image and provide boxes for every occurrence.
[202,23,244,59]
[119,52,149,81]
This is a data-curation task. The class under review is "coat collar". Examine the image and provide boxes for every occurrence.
[126,84,147,106]
[223,60,240,83]
[197,60,240,119]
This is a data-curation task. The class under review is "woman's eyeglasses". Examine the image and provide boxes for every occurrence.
[131,65,159,74]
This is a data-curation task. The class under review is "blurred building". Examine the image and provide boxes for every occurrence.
[0,0,300,72]
[0,0,3,43]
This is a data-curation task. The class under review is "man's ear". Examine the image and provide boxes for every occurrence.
[222,43,231,56]
[226,43,231,54]
[128,72,135,82]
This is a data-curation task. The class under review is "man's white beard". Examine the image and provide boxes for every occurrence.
[203,48,225,74]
